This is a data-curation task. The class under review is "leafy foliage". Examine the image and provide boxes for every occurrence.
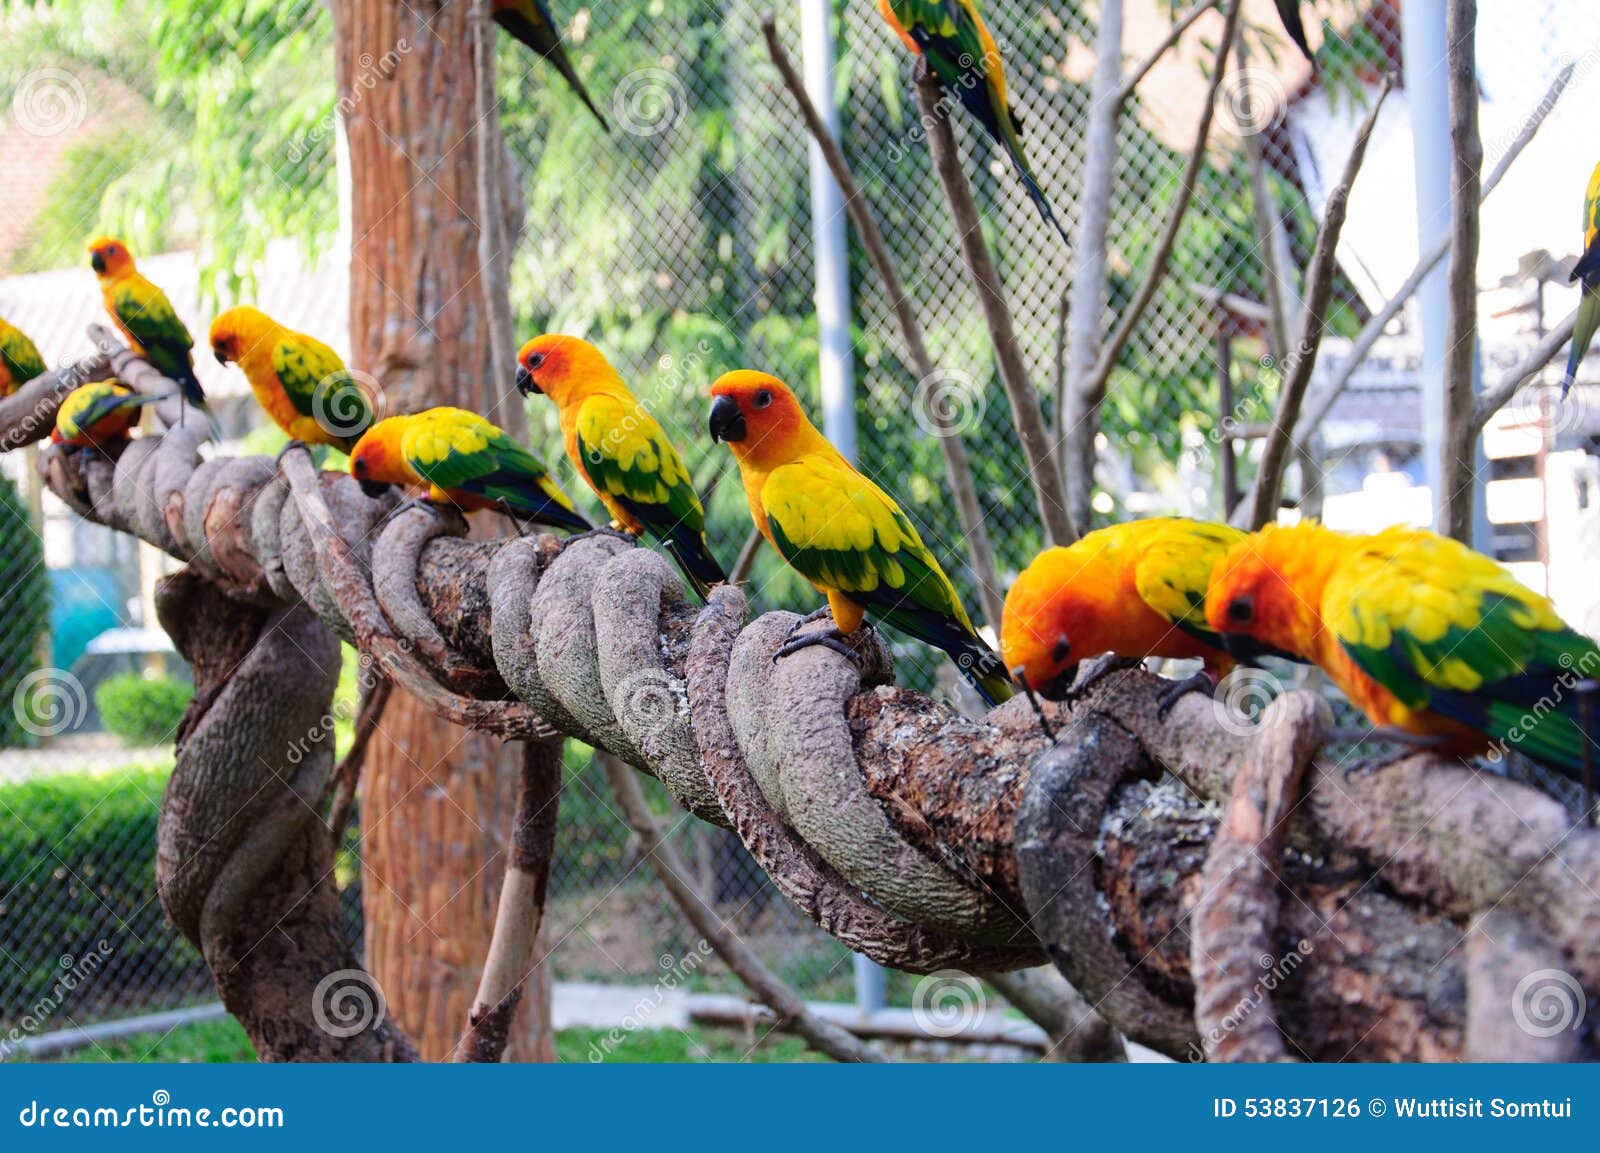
[0,472,48,748]
[94,673,191,746]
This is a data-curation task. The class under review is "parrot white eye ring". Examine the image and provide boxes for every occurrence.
[753,389,773,409]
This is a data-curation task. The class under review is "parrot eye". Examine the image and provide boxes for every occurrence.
[1051,636,1071,663]
[352,457,368,475]
[1227,597,1254,624]
[753,389,773,409]
[527,353,545,370]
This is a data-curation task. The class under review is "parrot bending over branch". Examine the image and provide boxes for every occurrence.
[708,369,1014,706]
[516,334,726,599]
[492,0,611,132]
[1206,521,1600,806]
[1564,159,1600,398]
[210,306,374,454]
[52,381,164,451]
[0,316,46,398]
[87,237,206,415]
[348,407,591,532]
[878,0,1066,241]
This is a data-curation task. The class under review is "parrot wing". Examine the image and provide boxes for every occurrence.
[1132,519,1246,651]
[1563,163,1600,397]
[0,325,46,388]
[403,414,590,530]
[575,394,724,597]
[111,278,205,408]
[761,455,1013,703]
[272,334,372,450]
[1327,530,1599,775]
[57,386,163,442]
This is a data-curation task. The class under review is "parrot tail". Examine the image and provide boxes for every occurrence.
[884,605,1016,707]
[503,489,593,533]
[660,525,728,602]
[1275,0,1315,62]
[493,8,612,133]
[1563,290,1600,399]
[954,79,1068,243]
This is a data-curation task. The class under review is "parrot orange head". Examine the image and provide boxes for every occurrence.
[515,334,619,406]
[348,417,408,498]
[1000,548,1112,699]
[707,371,825,470]
[87,237,135,279]
[1205,522,1342,663]
[208,306,274,366]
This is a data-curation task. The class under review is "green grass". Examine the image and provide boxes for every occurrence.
[29,1016,828,1064]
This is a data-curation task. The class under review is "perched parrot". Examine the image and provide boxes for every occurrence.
[210,306,373,454]
[87,237,206,412]
[348,407,591,532]
[1564,159,1600,398]
[515,334,726,598]
[879,0,1066,240]
[0,316,46,398]
[1273,0,1315,62]
[492,0,611,132]
[708,370,1014,705]
[52,381,163,450]
[1002,518,1262,711]
[1206,521,1600,785]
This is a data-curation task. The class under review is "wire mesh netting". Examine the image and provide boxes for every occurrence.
[0,0,1592,1043]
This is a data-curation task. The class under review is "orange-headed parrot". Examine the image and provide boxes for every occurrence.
[87,237,206,413]
[709,370,1013,705]
[516,334,725,598]
[52,381,163,451]
[348,407,591,532]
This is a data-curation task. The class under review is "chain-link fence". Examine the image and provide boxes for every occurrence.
[0,0,1593,1046]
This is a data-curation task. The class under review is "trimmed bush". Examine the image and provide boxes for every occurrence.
[94,675,192,747]
[0,472,48,748]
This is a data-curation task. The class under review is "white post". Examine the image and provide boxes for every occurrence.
[1401,0,1452,529]
[800,0,882,1016]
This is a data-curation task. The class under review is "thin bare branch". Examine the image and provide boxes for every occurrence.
[1438,0,1483,543]
[1471,307,1579,434]
[917,71,1077,545]
[1115,0,1222,109]
[762,15,1005,624]
[1243,74,1394,529]
[1296,60,1576,437]
[325,672,393,844]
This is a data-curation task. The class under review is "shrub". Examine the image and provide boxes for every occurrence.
[0,472,48,749]
[94,675,192,747]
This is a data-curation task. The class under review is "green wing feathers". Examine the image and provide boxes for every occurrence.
[0,325,46,389]
[273,336,372,450]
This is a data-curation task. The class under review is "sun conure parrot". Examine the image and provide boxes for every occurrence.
[87,237,206,414]
[1273,0,1315,62]
[210,306,374,454]
[348,407,591,532]
[515,334,726,599]
[1205,521,1600,789]
[52,381,164,450]
[0,316,46,398]
[492,0,610,132]
[1564,159,1600,398]
[878,0,1065,240]
[1002,518,1276,712]
[708,370,1014,705]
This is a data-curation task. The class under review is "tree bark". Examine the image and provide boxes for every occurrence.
[330,0,543,1061]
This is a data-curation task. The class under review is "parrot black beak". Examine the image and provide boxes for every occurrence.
[213,349,229,366]
[709,395,746,443]
[515,365,539,396]
[90,251,106,273]
[1220,633,1266,661]
[358,480,394,500]
[1036,664,1079,702]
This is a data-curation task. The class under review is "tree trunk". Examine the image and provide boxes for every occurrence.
[331,0,549,1062]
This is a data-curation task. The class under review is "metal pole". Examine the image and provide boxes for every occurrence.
[1401,0,1451,529]
[800,0,882,1016]
[1216,330,1239,518]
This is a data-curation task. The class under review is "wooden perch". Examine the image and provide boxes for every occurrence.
[1471,307,1580,433]
[916,72,1076,545]
[761,15,1004,627]
[1296,62,1575,438]
[1242,75,1394,529]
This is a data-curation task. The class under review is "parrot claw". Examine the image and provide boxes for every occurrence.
[1156,670,1215,717]
[1063,653,1142,705]
[274,440,311,467]
[795,606,836,628]
[773,627,860,667]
